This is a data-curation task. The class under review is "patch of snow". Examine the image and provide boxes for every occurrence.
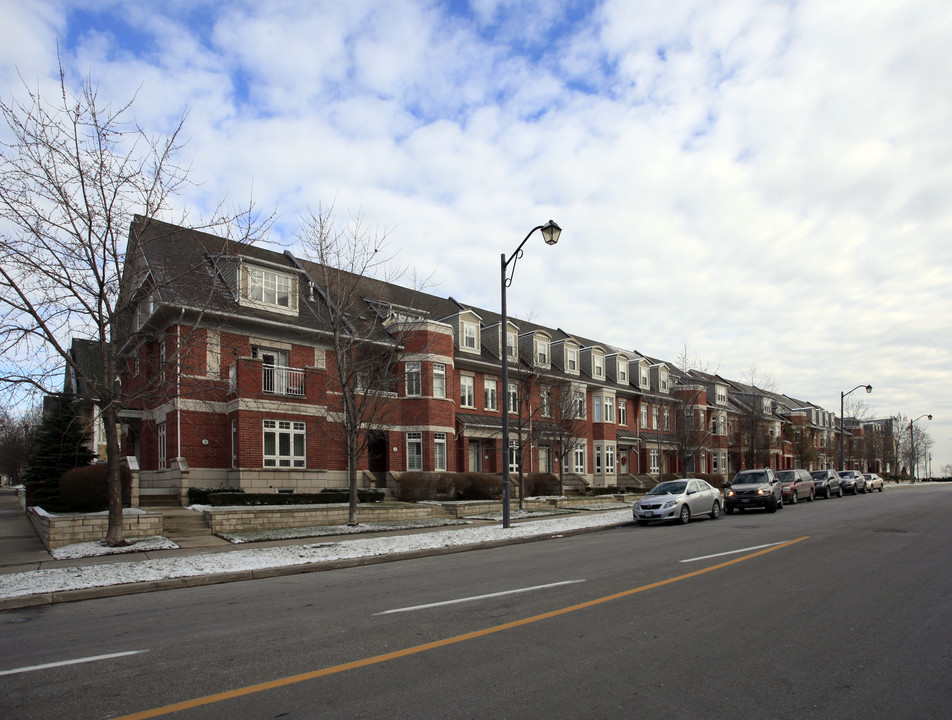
[0,509,633,600]
[51,536,180,559]
[220,518,472,544]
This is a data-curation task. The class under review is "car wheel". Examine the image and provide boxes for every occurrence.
[790,491,798,504]
[767,497,778,513]
[824,488,831,499]
[711,501,721,520]
[878,486,884,492]
[679,505,691,524]
[807,490,815,502]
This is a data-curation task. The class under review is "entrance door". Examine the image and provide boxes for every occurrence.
[367,431,388,485]
[261,349,289,394]
[539,447,551,474]
[468,441,482,472]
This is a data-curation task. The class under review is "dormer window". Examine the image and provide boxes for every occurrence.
[507,331,517,359]
[618,363,627,383]
[594,353,604,378]
[534,338,550,367]
[566,348,578,373]
[462,321,479,351]
[241,264,298,316]
[660,373,668,391]
[250,267,291,307]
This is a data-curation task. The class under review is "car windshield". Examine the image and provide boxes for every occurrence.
[733,472,766,484]
[647,481,687,496]
[810,472,826,480]
[776,471,795,481]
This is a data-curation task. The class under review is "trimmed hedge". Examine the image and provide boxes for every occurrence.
[206,489,384,506]
[398,472,503,501]
[187,486,245,505]
[58,464,132,512]
[523,473,560,497]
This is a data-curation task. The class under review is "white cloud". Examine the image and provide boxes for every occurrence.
[3,0,952,470]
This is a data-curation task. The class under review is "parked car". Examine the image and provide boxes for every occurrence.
[838,470,867,494]
[864,473,885,492]
[632,478,723,525]
[725,468,783,514]
[776,469,815,504]
[809,469,842,498]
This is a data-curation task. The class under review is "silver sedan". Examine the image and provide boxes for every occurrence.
[633,478,723,525]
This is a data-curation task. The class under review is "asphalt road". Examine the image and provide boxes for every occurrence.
[2,484,950,719]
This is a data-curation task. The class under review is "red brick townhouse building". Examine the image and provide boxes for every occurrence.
[111,217,889,504]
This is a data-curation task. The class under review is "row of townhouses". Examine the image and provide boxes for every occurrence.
[75,218,897,503]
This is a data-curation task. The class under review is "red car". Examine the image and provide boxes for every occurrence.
[776,469,815,504]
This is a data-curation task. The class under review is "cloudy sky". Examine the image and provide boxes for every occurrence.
[3,0,950,471]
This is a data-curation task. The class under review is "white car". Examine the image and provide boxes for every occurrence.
[864,473,885,492]
[633,478,723,525]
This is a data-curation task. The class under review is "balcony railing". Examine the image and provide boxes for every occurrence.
[263,365,305,396]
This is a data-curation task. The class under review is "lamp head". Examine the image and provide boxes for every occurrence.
[928,414,933,420]
[865,385,872,393]
[541,220,561,246]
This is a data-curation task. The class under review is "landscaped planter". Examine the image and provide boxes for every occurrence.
[28,507,164,550]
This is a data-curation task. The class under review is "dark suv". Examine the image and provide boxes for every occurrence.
[725,468,783,514]
[810,469,842,498]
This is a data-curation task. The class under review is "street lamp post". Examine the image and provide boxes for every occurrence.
[840,384,872,471]
[501,220,561,528]
[909,413,932,481]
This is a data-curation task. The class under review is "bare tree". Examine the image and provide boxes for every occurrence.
[731,365,777,470]
[670,381,713,476]
[0,406,41,484]
[542,379,588,494]
[296,203,432,525]
[0,66,258,544]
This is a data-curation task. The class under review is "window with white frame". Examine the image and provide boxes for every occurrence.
[652,407,659,429]
[716,387,727,404]
[641,369,649,388]
[618,399,627,426]
[594,353,604,378]
[605,396,615,424]
[619,363,627,383]
[641,405,648,428]
[660,372,668,391]
[566,347,578,372]
[460,375,475,408]
[594,444,602,474]
[433,363,446,398]
[263,420,305,468]
[540,387,551,417]
[664,408,670,430]
[484,378,497,411]
[462,321,478,350]
[605,444,616,475]
[247,267,294,310]
[649,449,660,474]
[434,433,447,471]
[573,444,585,473]
[406,432,423,471]
[594,396,603,422]
[405,361,421,396]
[231,420,238,469]
[507,331,517,359]
[508,439,520,473]
[535,338,549,366]
[157,421,167,469]
[508,382,518,414]
[574,390,586,419]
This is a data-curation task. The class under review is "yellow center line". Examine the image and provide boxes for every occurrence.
[115,536,808,719]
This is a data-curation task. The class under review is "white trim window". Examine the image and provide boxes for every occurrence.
[434,433,447,471]
[508,439,520,474]
[405,361,422,396]
[652,407,659,429]
[618,399,627,426]
[231,420,238,469]
[484,378,497,411]
[433,363,446,398]
[594,353,604,378]
[263,420,306,468]
[650,449,660,474]
[605,396,615,424]
[594,396,602,422]
[157,421,167,469]
[594,444,602,474]
[462,321,479,351]
[460,375,475,408]
[641,405,648,429]
[245,266,296,314]
[574,390,586,419]
[535,338,549,367]
[508,382,518,414]
[605,444,616,475]
[573,444,586,474]
[618,363,628,383]
[566,347,578,373]
[407,432,423,471]
[540,387,551,417]
[507,331,517,359]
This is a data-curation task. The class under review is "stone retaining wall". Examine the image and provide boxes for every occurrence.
[28,507,164,550]
[204,504,434,535]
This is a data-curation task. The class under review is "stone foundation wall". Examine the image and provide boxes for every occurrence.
[204,504,433,535]
[28,507,164,550]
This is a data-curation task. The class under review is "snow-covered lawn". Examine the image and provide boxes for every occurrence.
[0,509,633,600]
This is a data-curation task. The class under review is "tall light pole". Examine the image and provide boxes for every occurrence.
[501,220,561,528]
[909,413,932,481]
[840,384,872,471]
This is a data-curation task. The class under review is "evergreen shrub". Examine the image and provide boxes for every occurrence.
[58,464,132,512]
